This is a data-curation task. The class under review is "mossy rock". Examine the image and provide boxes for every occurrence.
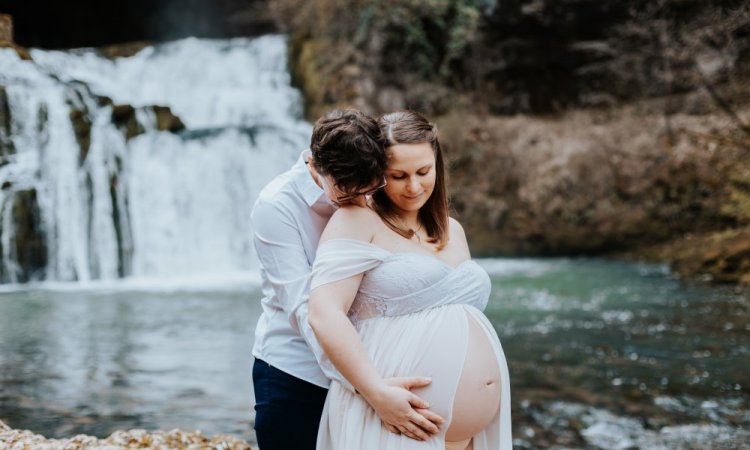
[292,38,328,120]
[627,227,750,284]
[674,228,750,283]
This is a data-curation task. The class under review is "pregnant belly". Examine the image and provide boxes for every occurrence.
[445,312,502,442]
[402,306,502,443]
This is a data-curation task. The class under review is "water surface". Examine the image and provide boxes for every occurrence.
[1,259,748,449]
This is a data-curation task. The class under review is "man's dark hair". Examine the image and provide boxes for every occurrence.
[310,109,386,193]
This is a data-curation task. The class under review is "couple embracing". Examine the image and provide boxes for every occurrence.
[251,109,512,450]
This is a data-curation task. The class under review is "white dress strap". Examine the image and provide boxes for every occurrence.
[311,239,390,290]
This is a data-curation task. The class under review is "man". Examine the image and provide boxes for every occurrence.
[251,109,442,450]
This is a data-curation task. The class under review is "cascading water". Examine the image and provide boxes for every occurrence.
[0,36,311,283]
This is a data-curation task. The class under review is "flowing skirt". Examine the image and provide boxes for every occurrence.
[316,304,512,450]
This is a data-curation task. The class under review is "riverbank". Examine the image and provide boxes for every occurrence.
[0,420,256,450]
[622,226,750,284]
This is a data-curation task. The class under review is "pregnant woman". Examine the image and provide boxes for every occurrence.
[308,111,512,450]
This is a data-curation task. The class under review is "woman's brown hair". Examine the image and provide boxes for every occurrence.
[372,110,449,249]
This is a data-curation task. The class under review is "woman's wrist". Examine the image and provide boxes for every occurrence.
[357,379,386,404]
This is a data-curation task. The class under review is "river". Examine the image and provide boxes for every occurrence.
[1,258,748,449]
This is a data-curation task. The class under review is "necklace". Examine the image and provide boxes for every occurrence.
[407,223,423,243]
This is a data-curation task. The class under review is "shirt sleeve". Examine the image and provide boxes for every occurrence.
[252,200,353,391]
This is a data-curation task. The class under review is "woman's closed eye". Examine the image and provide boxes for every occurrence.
[390,170,430,180]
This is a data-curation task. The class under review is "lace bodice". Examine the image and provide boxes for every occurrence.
[311,239,491,325]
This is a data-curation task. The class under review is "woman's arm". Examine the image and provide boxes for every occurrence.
[308,207,444,440]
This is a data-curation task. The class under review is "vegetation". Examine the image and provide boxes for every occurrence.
[272,0,750,282]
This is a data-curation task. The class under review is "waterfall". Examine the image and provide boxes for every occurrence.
[0,36,311,283]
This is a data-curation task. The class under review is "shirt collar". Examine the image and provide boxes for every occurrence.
[293,149,329,207]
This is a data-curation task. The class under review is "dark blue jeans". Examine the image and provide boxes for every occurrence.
[252,358,328,450]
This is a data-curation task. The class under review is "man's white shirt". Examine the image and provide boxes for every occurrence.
[251,150,339,388]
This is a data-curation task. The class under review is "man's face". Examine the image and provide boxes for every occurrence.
[319,175,386,208]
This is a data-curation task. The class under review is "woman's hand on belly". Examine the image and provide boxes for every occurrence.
[363,376,446,441]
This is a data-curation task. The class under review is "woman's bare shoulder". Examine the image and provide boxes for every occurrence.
[448,217,467,239]
[320,206,379,242]
[448,217,470,255]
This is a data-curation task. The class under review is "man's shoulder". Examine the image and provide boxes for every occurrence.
[256,170,295,204]
[251,170,301,221]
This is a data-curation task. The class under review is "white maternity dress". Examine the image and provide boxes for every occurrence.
[311,239,512,450]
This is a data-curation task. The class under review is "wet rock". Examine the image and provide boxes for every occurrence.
[6,189,47,283]
[111,104,145,140]
[0,419,257,450]
[152,106,186,133]
[628,227,750,284]
[98,41,153,59]
[109,165,132,278]
[0,85,15,156]
[69,108,92,164]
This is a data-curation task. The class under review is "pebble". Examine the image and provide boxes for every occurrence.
[0,420,256,450]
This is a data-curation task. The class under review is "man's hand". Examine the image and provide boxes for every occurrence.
[363,376,445,441]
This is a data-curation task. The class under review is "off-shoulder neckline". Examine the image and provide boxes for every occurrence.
[319,238,473,270]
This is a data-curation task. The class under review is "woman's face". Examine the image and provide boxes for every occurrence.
[383,142,436,214]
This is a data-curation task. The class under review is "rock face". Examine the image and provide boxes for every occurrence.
[441,102,750,256]
[0,14,31,60]
[0,420,256,450]
[6,189,47,282]
[0,13,11,41]
[625,226,750,283]
[0,85,14,155]
[271,0,750,282]
[274,0,750,118]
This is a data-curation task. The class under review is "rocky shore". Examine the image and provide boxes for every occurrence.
[0,420,256,450]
